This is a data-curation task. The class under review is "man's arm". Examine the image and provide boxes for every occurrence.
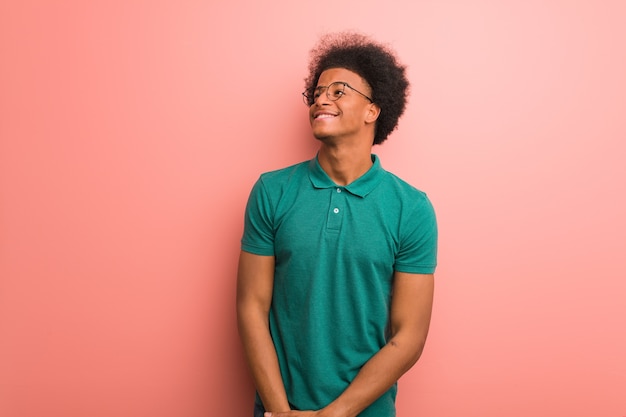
[237,250,291,413]
[268,272,434,417]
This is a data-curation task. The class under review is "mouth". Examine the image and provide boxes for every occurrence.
[313,112,338,120]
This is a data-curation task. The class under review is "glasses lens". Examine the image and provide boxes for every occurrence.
[303,83,347,106]
[327,83,345,101]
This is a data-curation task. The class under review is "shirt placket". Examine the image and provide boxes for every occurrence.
[326,187,345,231]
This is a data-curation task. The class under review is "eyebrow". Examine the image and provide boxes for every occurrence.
[316,81,347,87]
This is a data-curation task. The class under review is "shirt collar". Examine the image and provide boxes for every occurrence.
[308,154,384,198]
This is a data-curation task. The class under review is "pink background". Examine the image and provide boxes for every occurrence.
[1,1,625,416]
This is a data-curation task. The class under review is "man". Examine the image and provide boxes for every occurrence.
[237,32,438,417]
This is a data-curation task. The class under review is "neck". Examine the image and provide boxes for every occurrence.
[317,140,373,186]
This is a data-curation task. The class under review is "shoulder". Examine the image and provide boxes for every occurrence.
[258,160,310,186]
[249,160,312,207]
[379,170,434,211]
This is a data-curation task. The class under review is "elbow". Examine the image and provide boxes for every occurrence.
[388,334,428,370]
[236,298,270,336]
[406,339,427,367]
[410,339,427,365]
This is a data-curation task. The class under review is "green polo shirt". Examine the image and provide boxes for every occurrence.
[241,154,437,416]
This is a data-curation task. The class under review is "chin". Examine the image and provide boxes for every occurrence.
[312,127,337,139]
[312,133,334,142]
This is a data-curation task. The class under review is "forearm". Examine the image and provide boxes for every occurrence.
[322,333,426,417]
[238,307,290,412]
[321,272,434,417]
[237,251,289,412]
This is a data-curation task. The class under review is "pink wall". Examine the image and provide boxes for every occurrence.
[1,1,625,416]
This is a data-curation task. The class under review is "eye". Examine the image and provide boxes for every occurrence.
[328,85,345,99]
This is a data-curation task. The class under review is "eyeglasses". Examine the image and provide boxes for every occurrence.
[302,82,373,106]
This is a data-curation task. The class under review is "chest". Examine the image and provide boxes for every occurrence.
[272,187,402,270]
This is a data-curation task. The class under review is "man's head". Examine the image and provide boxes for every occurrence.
[303,32,410,145]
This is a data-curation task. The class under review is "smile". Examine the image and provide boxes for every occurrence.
[314,113,337,120]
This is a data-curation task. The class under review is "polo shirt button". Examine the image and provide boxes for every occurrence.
[336,188,342,193]
[333,208,339,214]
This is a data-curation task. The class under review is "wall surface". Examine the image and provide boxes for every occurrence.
[1,1,625,416]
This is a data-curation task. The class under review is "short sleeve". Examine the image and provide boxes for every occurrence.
[241,177,276,256]
[394,194,438,274]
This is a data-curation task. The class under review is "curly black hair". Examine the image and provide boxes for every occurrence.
[304,32,410,145]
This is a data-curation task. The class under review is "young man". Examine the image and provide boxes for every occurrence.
[237,32,438,417]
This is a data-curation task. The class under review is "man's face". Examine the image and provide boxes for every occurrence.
[309,68,377,143]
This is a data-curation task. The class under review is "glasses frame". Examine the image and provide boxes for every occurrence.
[302,81,374,106]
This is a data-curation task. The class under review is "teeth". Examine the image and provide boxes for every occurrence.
[316,114,335,119]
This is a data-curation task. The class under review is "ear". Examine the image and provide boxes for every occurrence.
[364,103,381,125]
